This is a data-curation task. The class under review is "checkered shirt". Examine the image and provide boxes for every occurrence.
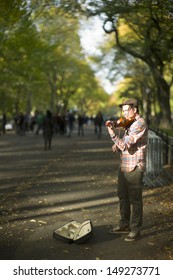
[111,115,148,172]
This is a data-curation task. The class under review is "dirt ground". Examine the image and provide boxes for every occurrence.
[0,124,173,260]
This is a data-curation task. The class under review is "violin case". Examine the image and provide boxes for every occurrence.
[53,220,93,244]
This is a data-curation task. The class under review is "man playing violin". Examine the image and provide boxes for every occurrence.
[106,98,148,241]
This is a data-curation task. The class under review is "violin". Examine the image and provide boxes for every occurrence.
[105,117,135,129]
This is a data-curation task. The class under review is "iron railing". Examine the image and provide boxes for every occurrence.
[144,129,173,187]
[145,130,163,176]
[152,129,173,165]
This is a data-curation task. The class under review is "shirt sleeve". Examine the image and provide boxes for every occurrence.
[112,118,147,151]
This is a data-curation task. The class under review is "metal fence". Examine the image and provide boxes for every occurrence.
[143,129,173,187]
[153,129,173,165]
[145,130,163,176]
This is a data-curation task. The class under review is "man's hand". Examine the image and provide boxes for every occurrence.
[107,125,115,137]
[112,144,118,153]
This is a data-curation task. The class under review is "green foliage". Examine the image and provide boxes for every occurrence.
[2,0,173,127]
[164,130,173,137]
[78,0,173,128]
[0,0,108,116]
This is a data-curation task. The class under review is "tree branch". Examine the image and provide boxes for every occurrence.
[103,18,147,62]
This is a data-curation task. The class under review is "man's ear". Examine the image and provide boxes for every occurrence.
[134,107,137,114]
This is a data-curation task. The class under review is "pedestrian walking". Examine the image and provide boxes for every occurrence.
[35,110,44,135]
[43,110,54,150]
[66,111,75,137]
[94,111,104,138]
[106,98,148,241]
[77,113,85,136]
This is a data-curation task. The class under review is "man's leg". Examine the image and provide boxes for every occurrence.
[117,170,131,228]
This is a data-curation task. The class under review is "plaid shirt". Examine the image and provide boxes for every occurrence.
[111,115,148,172]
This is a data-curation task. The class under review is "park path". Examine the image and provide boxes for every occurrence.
[0,125,173,260]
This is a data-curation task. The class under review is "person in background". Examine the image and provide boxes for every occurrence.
[94,111,104,138]
[77,113,85,136]
[35,110,44,135]
[106,98,148,241]
[43,110,54,150]
[66,111,75,137]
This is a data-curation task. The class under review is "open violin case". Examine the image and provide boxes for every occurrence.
[53,220,93,244]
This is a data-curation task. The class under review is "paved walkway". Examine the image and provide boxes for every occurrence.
[0,125,173,260]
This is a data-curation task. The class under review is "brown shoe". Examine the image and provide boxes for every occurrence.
[109,226,130,234]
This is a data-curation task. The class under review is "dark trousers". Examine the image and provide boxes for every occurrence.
[117,167,143,233]
[44,136,52,150]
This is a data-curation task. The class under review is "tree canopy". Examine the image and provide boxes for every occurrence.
[55,0,173,128]
[1,0,173,128]
[0,0,108,118]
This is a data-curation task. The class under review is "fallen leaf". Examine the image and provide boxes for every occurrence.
[148,242,155,245]
[30,219,37,223]
[38,220,47,224]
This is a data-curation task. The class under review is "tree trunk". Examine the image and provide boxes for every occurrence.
[26,91,32,114]
[50,88,55,112]
[153,73,172,129]
[48,71,57,113]
[103,16,173,129]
